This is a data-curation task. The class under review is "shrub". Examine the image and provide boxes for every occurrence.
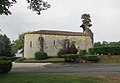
[65,54,79,62]
[89,47,120,55]
[79,50,86,56]
[0,57,19,61]
[0,60,12,74]
[35,51,48,60]
[86,55,100,62]
[57,49,66,58]
[66,44,78,54]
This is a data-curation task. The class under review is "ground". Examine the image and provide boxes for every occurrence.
[11,63,120,73]
[1,63,118,83]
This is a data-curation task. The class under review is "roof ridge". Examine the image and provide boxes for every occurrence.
[27,30,88,36]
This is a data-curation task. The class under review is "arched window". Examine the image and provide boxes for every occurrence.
[63,39,70,50]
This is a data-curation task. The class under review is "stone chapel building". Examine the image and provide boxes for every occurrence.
[24,29,93,58]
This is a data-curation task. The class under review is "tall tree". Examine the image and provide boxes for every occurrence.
[80,14,92,32]
[27,0,51,15]
[0,34,12,57]
[0,0,50,15]
[11,33,25,54]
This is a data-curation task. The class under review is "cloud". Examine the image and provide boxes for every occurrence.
[0,0,120,42]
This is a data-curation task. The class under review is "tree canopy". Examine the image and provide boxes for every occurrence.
[0,0,51,15]
[94,41,120,47]
[0,0,16,15]
[81,14,91,23]
[80,14,92,32]
[11,33,25,54]
[0,34,12,57]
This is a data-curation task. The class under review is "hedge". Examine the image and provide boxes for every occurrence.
[85,55,100,62]
[89,47,120,55]
[79,50,86,56]
[64,54,79,62]
[0,60,12,74]
[0,57,19,61]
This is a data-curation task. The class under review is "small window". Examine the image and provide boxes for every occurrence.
[39,37,44,51]
[30,41,32,48]
[54,40,55,45]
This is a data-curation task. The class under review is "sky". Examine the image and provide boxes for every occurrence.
[0,0,120,42]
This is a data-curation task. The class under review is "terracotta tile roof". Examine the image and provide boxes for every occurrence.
[27,30,88,36]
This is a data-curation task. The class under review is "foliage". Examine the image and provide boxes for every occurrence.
[65,54,79,62]
[79,50,86,56]
[66,44,78,54]
[57,44,78,58]
[81,14,91,23]
[94,41,120,47]
[0,0,50,15]
[89,47,120,55]
[85,55,100,62]
[27,0,51,15]
[35,51,48,60]
[0,60,12,74]
[80,14,92,30]
[0,0,16,15]
[0,56,19,61]
[11,33,25,54]
[57,49,66,58]
[0,34,12,57]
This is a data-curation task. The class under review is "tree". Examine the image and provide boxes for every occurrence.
[80,14,92,32]
[27,0,51,15]
[0,34,12,57]
[94,41,120,47]
[102,41,108,46]
[0,0,51,15]
[0,0,17,15]
[11,33,25,54]
[94,42,101,47]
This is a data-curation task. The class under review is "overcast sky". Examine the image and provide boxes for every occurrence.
[0,0,120,42]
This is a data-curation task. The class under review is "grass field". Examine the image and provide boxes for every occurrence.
[0,73,119,83]
[100,55,120,63]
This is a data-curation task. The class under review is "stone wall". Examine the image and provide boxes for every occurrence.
[24,34,93,58]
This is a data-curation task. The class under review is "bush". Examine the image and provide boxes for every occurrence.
[79,50,86,56]
[65,54,79,62]
[35,51,48,60]
[66,44,78,54]
[57,49,66,58]
[86,55,100,62]
[89,47,120,55]
[0,57,19,61]
[0,60,12,74]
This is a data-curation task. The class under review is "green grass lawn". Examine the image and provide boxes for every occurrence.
[42,57,64,61]
[0,73,119,83]
[20,57,65,63]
